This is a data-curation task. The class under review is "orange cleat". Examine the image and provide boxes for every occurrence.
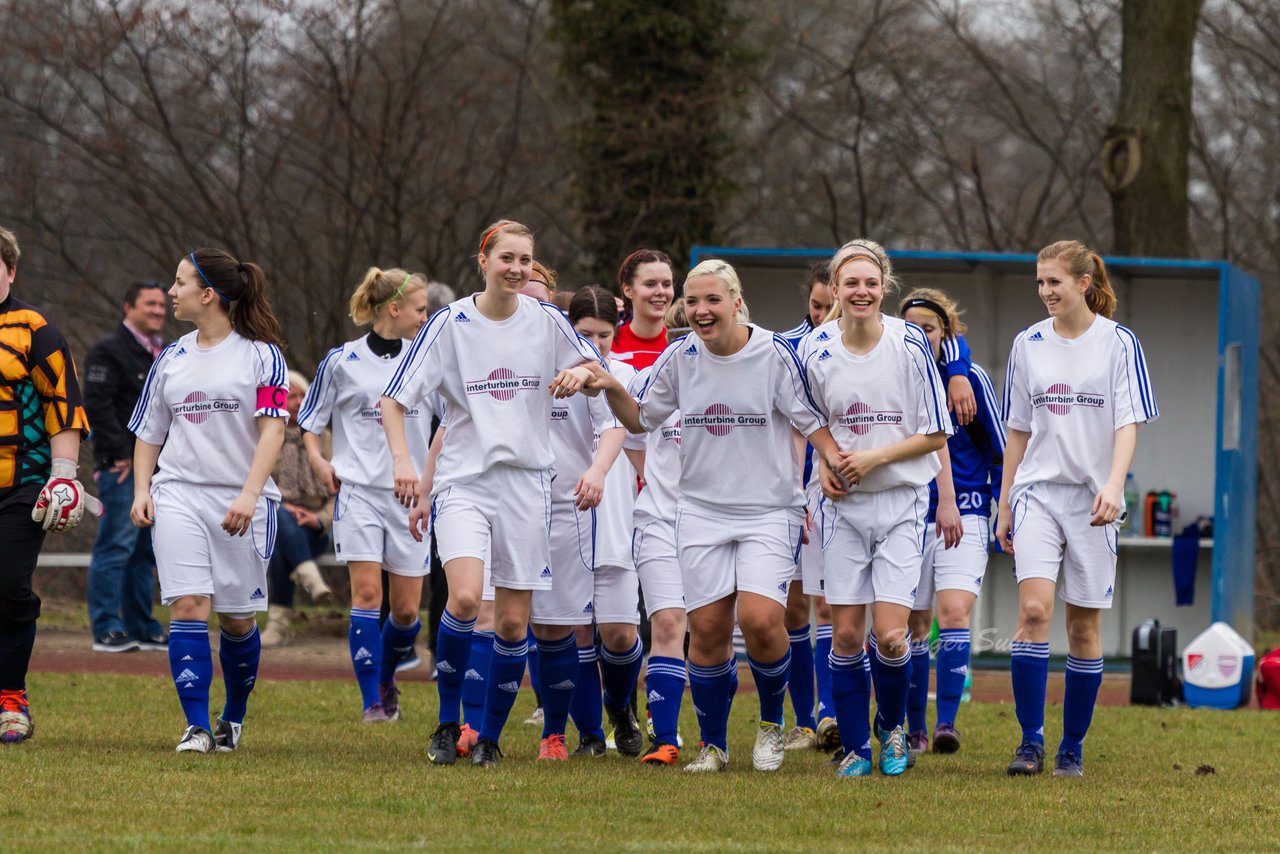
[641,743,680,766]
[538,733,569,761]
[456,723,479,758]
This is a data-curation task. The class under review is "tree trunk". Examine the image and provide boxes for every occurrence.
[1105,0,1203,257]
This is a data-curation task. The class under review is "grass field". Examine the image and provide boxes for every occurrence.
[3,672,1277,852]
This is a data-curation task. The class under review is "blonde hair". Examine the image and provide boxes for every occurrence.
[825,239,899,321]
[684,258,751,324]
[664,300,687,330]
[899,287,968,337]
[476,219,535,275]
[287,370,311,395]
[348,267,427,326]
[0,226,19,272]
[531,260,558,295]
[1037,240,1117,318]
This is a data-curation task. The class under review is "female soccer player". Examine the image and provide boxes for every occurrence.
[612,249,675,370]
[298,267,432,722]
[806,239,952,778]
[568,259,843,773]
[998,240,1157,779]
[130,248,288,754]
[381,220,600,768]
[899,288,1005,758]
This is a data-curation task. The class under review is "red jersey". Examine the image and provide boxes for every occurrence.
[612,323,668,370]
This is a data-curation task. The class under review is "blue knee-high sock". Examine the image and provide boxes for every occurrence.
[379,617,421,685]
[349,607,382,710]
[687,658,735,752]
[1060,655,1104,757]
[570,645,604,741]
[479,635,528,743]
[462,630,493,728]
[867,631,885,729]
[748,651,791,728]
[435,609,476,725]
[830,650,872,761]
[906,637,931,734]
[218,625,260,725]
[872,640,911,732]
[935,628,971,726]
[526,627,541,702]
[1010,641,1050,746]
[787,625,817,730]
[537,634,579,738]
[169,620,212,731]
[645,656,686,748]
[600,637,644,711]
[814,624,834,721]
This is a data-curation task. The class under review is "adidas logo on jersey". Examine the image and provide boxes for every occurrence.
[345,351,360,362]
[464,669,483,681]
[1028,331,1044,341]
[816,330,830,341]
[437,661,456,674]
[540,567,552,578]
[647,690,665,704]
[175,346,187,357]
[550,679,575,690]
[455,311,471,323]
[354,646,373,661]
[250,588,265,601]
[498,680,520,693]
[682,343,698,356]
[175,668,198,684]
[818,349,832,361]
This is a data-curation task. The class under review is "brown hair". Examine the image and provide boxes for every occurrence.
[188,248,285,347]
[476,220,535,275]
[531,260,558,295]
[348,267,427,326]
[899,287,968,337]
[617,248,674,311]
[568,285,618,327]
[801,260,830,297]
[1037,240,1117,318]
[664,300,687,330]
[0,226,20,272]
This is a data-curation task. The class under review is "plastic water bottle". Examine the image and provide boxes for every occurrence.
[1122,473,1139,537]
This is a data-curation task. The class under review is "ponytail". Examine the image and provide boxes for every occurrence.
[188,248,285,347]
[1084,252,1117,318]
[348,266,425,326]
[1036,240,1117,319]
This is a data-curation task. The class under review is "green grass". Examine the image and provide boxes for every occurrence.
[3,673,1277,852]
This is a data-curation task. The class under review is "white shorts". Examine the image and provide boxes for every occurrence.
[151,481,274,614]
[334,483,430,577]
[593,563,640,626]
[431,465,553,592]
[633,515,683,614]
[821,485,927,608]
[531,503,596,625]
[912,514,990,610]
[1010,481,1118,609]
[676,503,805,612]
[800,489,826,597]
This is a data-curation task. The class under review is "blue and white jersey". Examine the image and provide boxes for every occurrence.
[384,294,601,495]
[297,335,433,491]
[129,329,287,498]
[780,316,814,353]
[928,360,1005,522]
[1003,315,1158,500]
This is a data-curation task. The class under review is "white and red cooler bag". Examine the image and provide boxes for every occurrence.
[1182,622,1254,710]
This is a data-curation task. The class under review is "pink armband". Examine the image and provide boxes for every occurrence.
[257,385,287,411]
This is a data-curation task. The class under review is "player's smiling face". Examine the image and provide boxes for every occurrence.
[684,274,740,346]
[903,307,945,360]
[836,257,883,322]
[388,286,429,339]
[624,261,674,324]
[479,234,533,297]
[574,316,616,358]
[169,259,214,322]
[1036,258,1089,317]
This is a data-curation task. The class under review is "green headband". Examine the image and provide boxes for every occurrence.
[378,273,412,309]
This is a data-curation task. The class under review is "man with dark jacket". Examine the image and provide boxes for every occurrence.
[83,282,168,652]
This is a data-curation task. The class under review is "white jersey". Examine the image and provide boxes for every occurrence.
[629,367,681,524]
[798,314,923,361]
[297,335,433,490]
[129,330,287,500]
[550,376,619,505]
[384,294,600,495]
[635,325,822,516]
[1003,315,1158,499]
[805,320,952,492]
[595,358,639,569]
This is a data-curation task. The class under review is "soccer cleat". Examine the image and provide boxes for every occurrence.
[471,738,503,768]
[571,733,607,758]
[751,722,786,772]
[906,730,928,768]
[379,682,402,722]
[0,690,33,744]
[1052,750,1084,779]
[834,750,873,778]
[213,717,242,752]
[455,723,478,758]
[816,715,841,752]
[395,653,422,673]
[1007,741,1046,776]
[428,722,461,766]
[538,733,569,761]
[932,722,961,754]
[683,743,729,773]
[361,703,392,723]
[523,706,544,726]
[175,725,216,754]
[878,725,909,776]
[641,742,680,766]
[605,704,644,757]
[784,725,818,751]
[645,710,684,748]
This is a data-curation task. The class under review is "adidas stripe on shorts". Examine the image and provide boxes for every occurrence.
[912,514,990,609]
[821,484,927,608]
[1009,481,1119,609]
[676,503,805,611]
[632,515,683,614]
[531,502,597,625]
[333,482,430,576]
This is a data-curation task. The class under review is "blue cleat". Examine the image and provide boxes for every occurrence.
[878,725,909,776]
[834,749,873,778]
[1053,749,1084,778]
[1007,740,1046,776]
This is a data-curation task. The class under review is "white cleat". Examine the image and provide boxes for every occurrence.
[683,743,729,773]
[213,717,242,752]
[175,725,216,754]
[783,725,818,751]
[752,722,786,771]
